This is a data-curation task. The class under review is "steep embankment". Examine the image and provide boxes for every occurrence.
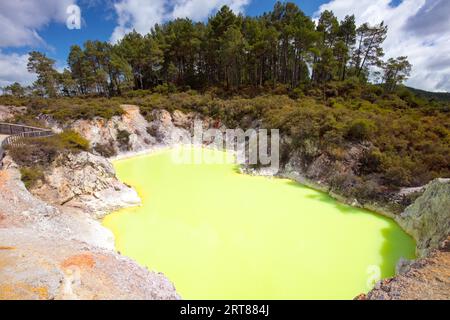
[54,104,218,156]
[397,179,450,257]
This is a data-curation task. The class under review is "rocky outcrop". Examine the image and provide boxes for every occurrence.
[0,156,60,227]
[0,156,179,300]
[281,150,330,192]
[0,156,117,251]
[358,238,450,300]
[30,151,141,219]
[396,179,450,257]
[0,228,179,300]
[70,105,157,154]
[146,109,194,146]
[67,105,215,157]
[280,142,371,192]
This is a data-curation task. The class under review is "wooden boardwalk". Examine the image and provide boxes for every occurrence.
[0,123,54,162]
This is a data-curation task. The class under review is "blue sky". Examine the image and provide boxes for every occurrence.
[2,1,327,66]
[0,0,449,92]
[40,0,327,64]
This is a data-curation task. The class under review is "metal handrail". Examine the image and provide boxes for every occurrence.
[0,122,54,159]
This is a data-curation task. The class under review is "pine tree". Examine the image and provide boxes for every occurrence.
[27,51,59,97]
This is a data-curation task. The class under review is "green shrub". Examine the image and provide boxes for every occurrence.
[345,119,375,141]
[153,84,169,94]
[360,149,383,174]
[336,77,359,96]
[20,167,44,189]
[289,87,305,100]
[153,83,177,95]
[117,129,131,150]
[58,130,90,151]
[4,96,124,123]
[383,166,411,187]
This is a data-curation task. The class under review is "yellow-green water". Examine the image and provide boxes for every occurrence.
[103,147,415,300]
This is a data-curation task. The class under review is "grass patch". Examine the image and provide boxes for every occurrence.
[58,130,90,151]
[20,167,44,189]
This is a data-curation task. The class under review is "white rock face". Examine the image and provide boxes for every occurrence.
[147,109,194,146]
[32,151,141,219]
[70,105,157,153]
[0,228,180,300]
[397,178,450,257]
[0,156,60,223]
[68,105,213,156]
[0,156,114,250]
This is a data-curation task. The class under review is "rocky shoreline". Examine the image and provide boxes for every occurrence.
[0,104,448,300]
[356,237,450,300]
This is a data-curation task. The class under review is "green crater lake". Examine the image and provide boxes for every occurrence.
[103,147,415,299]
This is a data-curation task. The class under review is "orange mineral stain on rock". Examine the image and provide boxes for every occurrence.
[0,283,49,300]
[61,253,96,270]
[0,246,15,250]
[0,171,10,190]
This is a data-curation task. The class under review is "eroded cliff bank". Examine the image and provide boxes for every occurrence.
[397,179,450,257]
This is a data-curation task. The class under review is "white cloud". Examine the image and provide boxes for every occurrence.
[0,51,36,88]
[0,0,76,47]
[0,0,75,87]
[111,0,167,43]
[316,0,450,92]
[110,0,250,43]
[171,0,249,21]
